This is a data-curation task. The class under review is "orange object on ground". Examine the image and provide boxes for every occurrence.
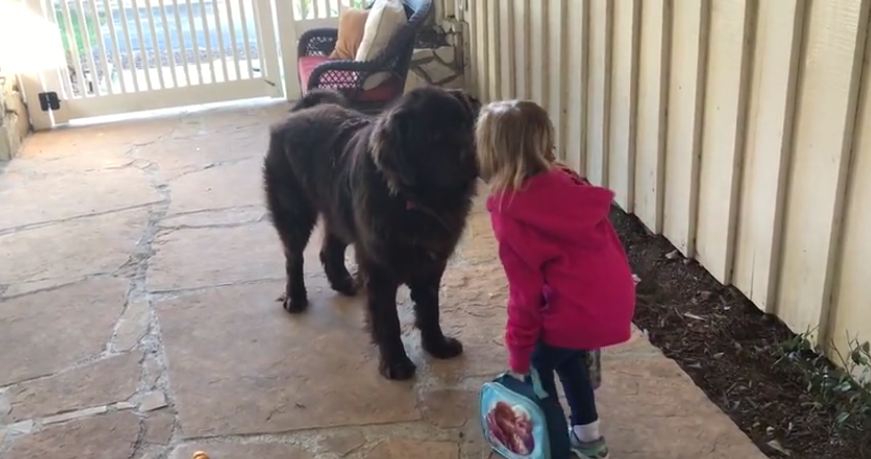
[192,452,209,459]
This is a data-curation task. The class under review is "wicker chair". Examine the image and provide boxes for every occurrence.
[296,0,432,113]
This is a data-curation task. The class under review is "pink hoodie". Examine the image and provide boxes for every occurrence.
[487,168,636,373]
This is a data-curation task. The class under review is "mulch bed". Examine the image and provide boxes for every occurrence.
[610,207,871,459]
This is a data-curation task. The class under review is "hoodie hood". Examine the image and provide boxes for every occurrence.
[486,168,614,242]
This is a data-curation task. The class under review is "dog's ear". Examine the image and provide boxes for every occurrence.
[370,107,416,192]
[447,89,482,119]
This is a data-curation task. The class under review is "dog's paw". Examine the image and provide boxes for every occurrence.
[330,274,358,297]
[379,355,416,380]
[423,336,464,359]
[278,293,309,314]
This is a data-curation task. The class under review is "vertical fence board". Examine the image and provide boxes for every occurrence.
[732,0,804,312]
[513,0,530,99]
[272,0,298,97]
[830,35,871,356]
[472,0,487,99]
[184,0,204,85]
[499,0,515,98]
[467,1,476,93]
[157,0,180,88]
[695,0,754,283]
[235,1,257,80]
[60,0,89,96]
[634,0,670,232]
[75,0,103,95]
[88,0,114,94]
[144,0,167,89]
[104,0,129,93]
[225,0,242,79]
[776,0,869,336]
[211,0,230,81]
[586,0,612,186]
[486,0,500,100]
[608,0,640,210]
[564,0,588,172]
[529,0,547,105]
[663,0,708,256]
[548,0,566,159]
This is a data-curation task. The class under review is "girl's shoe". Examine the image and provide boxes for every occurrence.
[570,430,610,459]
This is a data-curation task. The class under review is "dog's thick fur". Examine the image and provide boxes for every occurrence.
[264,87,480,379]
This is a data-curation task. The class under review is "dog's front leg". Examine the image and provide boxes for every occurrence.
[410,266,464,359]
[366,266,416,380]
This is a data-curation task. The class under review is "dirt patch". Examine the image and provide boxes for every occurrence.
[610,208,871,459]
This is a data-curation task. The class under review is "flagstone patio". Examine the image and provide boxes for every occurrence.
[0,101,766,459]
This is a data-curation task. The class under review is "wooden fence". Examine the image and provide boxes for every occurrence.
[465,0,871,357]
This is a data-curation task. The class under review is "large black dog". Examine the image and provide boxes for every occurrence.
[263,87,480,379]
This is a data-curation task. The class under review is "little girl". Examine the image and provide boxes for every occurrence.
[476,100,636,459]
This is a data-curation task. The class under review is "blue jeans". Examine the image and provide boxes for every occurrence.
[531,342,599,426]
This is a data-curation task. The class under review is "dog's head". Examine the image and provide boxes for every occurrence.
[370,87,480,204]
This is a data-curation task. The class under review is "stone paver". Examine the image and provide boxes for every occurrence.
[321,430,367,456]
[3,412,139,459]
[160,205,267,229]
[0,208,150,295]
[0,166,161,231]
[139,390,169,412]
[364,439,460,459]
[0,103,766,459]
[166,158,264,216]
[420,389,478,428]
[137,126,268,180]
[112,299,150,352]
[147,222,284,292]
[144,410,176,445]
[599,356,765,458]
[0,278,129,386]
[156,282,420,437]
[5,352,141,422]
[170,443,314,459]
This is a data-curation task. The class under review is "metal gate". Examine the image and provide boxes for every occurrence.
[19,0,375,129]
[21,0,283,129]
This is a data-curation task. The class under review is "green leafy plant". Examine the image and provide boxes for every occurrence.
[775,330,871,432]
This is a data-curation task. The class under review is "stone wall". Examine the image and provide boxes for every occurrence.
[1,69,30,161]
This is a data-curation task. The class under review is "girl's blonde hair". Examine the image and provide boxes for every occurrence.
[475,100,555,193]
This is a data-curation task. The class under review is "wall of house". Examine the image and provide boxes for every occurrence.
[0,69,30,161]
[0,0,30,159]
[465,0,871,357]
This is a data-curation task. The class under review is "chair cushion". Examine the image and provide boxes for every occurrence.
[355,0,407,90]
[330,8,369,59]
[298,55,403,103]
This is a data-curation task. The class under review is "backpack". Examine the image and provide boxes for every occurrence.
[479,369,572,459]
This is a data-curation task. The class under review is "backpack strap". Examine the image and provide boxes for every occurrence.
[529,368,549,399]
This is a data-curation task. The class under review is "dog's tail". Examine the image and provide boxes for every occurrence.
[290,89,349,112]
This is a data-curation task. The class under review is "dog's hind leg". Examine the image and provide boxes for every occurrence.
[264,159,316,313]
[319,231,357,296]
[410,264,464,359]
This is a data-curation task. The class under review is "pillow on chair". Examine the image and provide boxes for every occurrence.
[330,8,369,59]
[355,0,407,89]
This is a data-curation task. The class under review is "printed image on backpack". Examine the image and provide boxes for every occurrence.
[480,369,569,459]
[486,401,535,455]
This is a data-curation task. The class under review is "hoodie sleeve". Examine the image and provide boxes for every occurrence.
[493,217,547,374]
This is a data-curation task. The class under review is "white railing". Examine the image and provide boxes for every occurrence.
[51,0,269,98]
